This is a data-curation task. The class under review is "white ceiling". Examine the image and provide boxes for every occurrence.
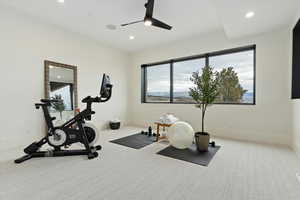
[0,0,299,52]
[212,0,300,39]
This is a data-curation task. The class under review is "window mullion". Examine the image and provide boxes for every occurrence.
[141,65,147,103]
[205,54,209,66]
[170,61,174,103]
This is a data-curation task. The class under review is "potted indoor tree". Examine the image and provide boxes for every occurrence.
[189,65,219,152]
[52,94,66,120]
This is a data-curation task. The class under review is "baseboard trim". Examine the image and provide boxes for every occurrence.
[208,129,291,147]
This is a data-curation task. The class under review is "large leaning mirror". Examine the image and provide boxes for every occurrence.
[45,60,78,126]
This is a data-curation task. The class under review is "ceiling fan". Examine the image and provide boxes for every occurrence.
[121,0,172,30]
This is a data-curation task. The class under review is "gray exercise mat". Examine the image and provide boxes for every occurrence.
[110,133,156,149]
[157,144,220,166]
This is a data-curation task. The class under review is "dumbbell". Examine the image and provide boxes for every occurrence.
[141,131,147,135]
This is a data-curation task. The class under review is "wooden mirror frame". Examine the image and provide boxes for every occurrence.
[44,60,78,112]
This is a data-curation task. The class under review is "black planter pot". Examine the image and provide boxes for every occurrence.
[195,132,210,152]
[110,122,121,130]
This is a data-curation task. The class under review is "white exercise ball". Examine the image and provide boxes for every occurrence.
[167,121,194,149]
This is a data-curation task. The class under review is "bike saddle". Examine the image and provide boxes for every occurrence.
[41,99,62,103]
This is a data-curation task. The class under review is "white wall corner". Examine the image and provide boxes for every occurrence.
[293,143,300,158]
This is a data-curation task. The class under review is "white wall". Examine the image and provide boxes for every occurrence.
[0,6,130,151]
[290,9,300,157]
[129,29,292,146]
[292,102,300,156]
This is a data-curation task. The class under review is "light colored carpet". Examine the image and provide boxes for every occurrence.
[1,126,300,200]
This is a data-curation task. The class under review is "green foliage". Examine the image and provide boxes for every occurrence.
[189,66,219,133]
[189,66,219,106]
[215,67,247,103]
[51,95,65,120]
[189,65,247,133]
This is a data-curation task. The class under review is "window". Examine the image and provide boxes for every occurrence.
[209,50,255,104]
[173,58,205,103]
[145,64,170,102]
[141,45,256,105]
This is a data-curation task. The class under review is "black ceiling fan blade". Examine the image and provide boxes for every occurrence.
[145,0,155,17]
[121,20,144,26]
[151,18,172,30]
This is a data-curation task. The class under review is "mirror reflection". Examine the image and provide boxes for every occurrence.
[45,61,77,126]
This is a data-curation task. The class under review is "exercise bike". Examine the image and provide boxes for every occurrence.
[15,74,112,164]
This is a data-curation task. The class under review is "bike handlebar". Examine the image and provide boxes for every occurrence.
[82,96,101,103]
[82,85,112,104]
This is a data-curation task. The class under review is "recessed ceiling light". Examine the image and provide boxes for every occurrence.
[57,0,64,3]
[144,19,152,26]
[129,36,135,40]
[245,11,255,19]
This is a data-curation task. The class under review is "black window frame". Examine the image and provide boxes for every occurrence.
[141,45,256,105]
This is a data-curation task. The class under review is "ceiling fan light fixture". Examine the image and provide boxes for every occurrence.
[122,0,171,30]
[144,19,152,26]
